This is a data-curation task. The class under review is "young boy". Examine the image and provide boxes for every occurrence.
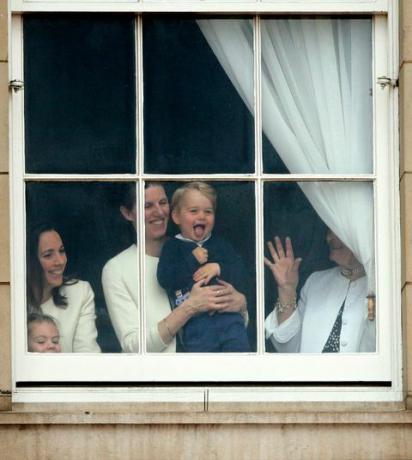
[27,313,61,353]
[157,182,250,352]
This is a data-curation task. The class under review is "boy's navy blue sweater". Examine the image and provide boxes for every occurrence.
[157,234,247,297]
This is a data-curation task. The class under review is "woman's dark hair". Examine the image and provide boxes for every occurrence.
[117,182,165,212]
[27,223,76,311]
[119,183,137,211]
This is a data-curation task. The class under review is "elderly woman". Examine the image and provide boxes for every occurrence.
[102,183,248,353]
[264,231,375,353]
[27,224,101,352]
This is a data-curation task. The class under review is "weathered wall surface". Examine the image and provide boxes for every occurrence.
[0,1,412,458]
[0,0,11,412]
[400,0,412,409]
[0,422,412,460]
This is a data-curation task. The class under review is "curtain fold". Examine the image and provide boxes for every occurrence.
[197,18,374,293]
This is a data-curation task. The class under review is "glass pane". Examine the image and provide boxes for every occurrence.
[143,16,255,174]
[26,182,137,353]
[264,181,375,353]
[262,18,373,174]
[146,181,256,352]
[24,14,136,174]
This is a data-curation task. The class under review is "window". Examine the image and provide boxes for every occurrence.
[10,0,402,402]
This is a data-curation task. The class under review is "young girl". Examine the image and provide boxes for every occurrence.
[27,312,61,353]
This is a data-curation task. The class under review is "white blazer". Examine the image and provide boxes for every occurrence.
[265,267,376,353]
[102,244,176,353]
[40,280,101,353]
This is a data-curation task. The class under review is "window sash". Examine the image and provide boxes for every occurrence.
[9,13,402,396]
[9,0,390,14]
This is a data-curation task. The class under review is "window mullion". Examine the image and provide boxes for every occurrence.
[11,14,28,387]
[137,14,144,177]
[137,14,147,354]
[373,15,402,391]
[254,15,262,178]
[254,15,265,354]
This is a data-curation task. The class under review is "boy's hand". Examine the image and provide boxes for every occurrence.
[193,263,221,284]
[192,247,208,264]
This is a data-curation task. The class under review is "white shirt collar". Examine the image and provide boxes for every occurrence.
[175,233,212,247]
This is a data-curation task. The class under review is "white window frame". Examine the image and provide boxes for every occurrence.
[9,0,402,403]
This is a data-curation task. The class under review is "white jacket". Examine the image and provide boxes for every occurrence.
[102,244,176,353]
[265,267,375,353]
[40,280,101,353]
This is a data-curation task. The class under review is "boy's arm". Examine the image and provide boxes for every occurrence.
[193,262,220,284]
[157,239,201,291]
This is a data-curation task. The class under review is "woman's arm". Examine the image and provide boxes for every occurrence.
[157,278,250,344]
[73,282,101,353]
[102,259,140,353]
[157,279,227,342]
[210,279,248,324]
[264,236,302,324]
[263,236,305,351]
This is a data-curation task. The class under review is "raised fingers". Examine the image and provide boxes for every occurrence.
[267,240,279,263]
[264,256,274,268]
[285,236,294,259]
[275,236,286,258]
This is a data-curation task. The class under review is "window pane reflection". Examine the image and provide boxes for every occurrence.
[264,181,375,353]
[143,17,255,174]
[24,15,136,174]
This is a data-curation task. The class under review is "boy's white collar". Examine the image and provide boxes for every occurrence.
[175,233,212,247]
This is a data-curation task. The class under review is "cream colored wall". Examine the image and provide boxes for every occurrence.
[0,0,11,412]
[1,1,412,458]
[0,422,411,460]
[400,0,412,409]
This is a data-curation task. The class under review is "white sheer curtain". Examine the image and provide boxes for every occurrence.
[197,18,375,293]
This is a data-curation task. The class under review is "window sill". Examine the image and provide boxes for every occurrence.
[0,401,410,425]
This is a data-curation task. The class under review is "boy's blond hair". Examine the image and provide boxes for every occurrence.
[171,182,217,211]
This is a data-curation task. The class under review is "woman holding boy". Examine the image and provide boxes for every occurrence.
[102,182,248,353]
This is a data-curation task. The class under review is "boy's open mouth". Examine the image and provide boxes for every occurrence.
[193,224,206,238]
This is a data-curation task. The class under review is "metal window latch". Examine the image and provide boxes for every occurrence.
[9,79,24,92]
[377,76,398,89]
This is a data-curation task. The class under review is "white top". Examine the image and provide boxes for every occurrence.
[40,280,101,353]
[265,266,376,353]
[102,244,176,353]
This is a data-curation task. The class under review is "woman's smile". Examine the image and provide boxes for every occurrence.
[38,230,67,293]
[145,186,170,241]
